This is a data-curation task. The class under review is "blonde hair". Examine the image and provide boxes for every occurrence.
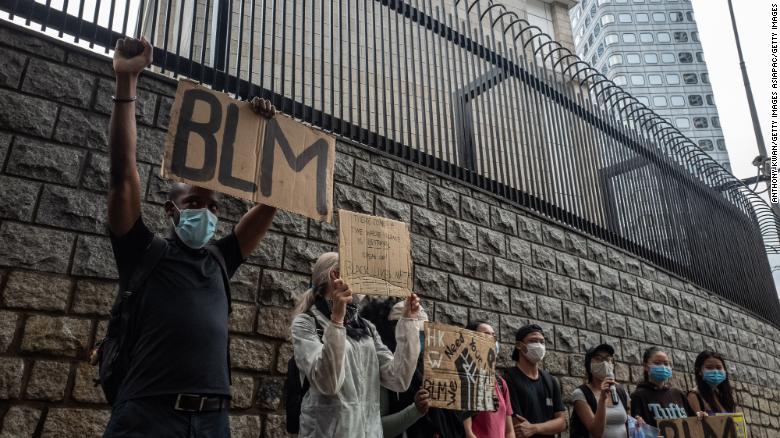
[294,252,339,315]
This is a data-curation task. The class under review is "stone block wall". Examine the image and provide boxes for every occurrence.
[0,22,778,437]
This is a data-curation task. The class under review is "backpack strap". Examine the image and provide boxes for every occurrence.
[578,384,598,412]
[122,236,168,299]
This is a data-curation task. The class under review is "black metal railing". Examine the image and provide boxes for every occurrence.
[2,0,779,325]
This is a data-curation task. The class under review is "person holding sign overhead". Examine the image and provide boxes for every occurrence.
[291,252,421,437]
[687,351,738,415]
[102,38,278,437]
[630,346,695,428]
[503,324,567,438]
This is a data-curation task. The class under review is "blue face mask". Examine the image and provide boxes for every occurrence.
[702,370,727,386]
[172,206,218,249]
[649,365,673,382]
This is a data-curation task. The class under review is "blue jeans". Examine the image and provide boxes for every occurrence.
[103,396,230,438]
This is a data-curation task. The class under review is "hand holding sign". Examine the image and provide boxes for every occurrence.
[163,81,335,222]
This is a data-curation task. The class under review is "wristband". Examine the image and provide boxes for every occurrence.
[111,95,137,103]
[330,319,344,327]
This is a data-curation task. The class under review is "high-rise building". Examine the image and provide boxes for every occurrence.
[568,0,732,171]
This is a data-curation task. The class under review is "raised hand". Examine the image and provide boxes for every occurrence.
[414,388,430,415]
[113,37,152,77]
[403,293,421,319]
[250,97,277,118]
[330,278,353,325]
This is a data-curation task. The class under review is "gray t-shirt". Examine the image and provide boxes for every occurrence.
[571,387,629,438]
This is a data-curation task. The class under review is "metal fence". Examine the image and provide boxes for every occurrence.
[2,0,780,325]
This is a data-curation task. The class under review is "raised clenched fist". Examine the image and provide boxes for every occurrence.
[113,37,153,77]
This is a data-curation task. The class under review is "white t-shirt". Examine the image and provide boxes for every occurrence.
[572,387,629,438]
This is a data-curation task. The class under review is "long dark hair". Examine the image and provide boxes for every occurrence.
[642,346,666,383]
[359,297,397,351]
[694,351,736,412]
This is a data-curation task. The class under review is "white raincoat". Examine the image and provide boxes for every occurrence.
[291,307,421,438]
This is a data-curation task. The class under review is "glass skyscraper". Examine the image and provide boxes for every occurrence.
[569,0,732,171]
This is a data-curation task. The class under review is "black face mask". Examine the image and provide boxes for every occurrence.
[314,296,371,340]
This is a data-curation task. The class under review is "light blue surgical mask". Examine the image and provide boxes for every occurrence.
[649,365,673,382]
[172,206,218,249]
[702,370,727,386]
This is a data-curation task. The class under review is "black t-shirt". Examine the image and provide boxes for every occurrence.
[110,217,243,402]
[630,383,694,428]
[504,367,565,437]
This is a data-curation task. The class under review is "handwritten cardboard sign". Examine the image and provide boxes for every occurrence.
[338,210,412,297]
[422,322,497,411]
[659,416,742,438]
[163,80,335,222]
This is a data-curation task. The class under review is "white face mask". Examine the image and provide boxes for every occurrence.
[591,361,614,380]
[524,342,546,363]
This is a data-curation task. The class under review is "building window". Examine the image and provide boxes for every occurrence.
[716,139,726,150]
[688,95,703,106]
[626,54,641,64]
[615,0,627,3]
[711,117,721,128]
[594,24,602,37]
[590,4,597,17]
[670,95,686,106]
[667,74,681,85]
[637,96,650,106]
[648,74,663,85]
[636,13,649,23]
[631,75,646,85]
[644,53,659,64]
[605,34,619,45]
[686,11,695,21]
[613,75,627,85]
[696,52,705,62]
[661,53,676,63]
[591,54,598,65]
[653,96,668,107]
[706,94,715,105]
[676,118,690,128]
[679,52,693,63]
[669,11,684,22]
[608,54,624,66]
[653,12,667,22]
[640,33,654,43]
[588,34,594,45]
[701,73,710,84]
[693,117,709,128]
[598,0,611,4]
[682,73,698,84]
[601,14,615,25]
[634,0,645,2]
[619,14,632,23]
[691,31,700,42]
[673,31,688,43]
[597,43,605,56]
[657,32,671,43]
[623,33,637,43]
[699,139,714,151]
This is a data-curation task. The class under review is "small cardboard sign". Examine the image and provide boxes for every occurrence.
[337,210,413,297]
[659,416,742,438]
[163,80,335,222]
[422,322,497,411]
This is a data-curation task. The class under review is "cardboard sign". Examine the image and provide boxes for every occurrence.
[659,416,741,438]
[422,322,497,411]
[714,414,747,438]
[338,210,412,297]
[163,80,335,222]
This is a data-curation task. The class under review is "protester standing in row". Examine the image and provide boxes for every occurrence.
[569,344,644,438]
[687,350,737,415]
[463,321,516,438]
[103,37,277,437]
[291,252,421,437]
[630,347,695,427]
[504,324,567,438]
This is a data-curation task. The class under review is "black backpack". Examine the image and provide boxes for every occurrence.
[569,383,629,438]
[91,236,232,405]
[284,311,324,433]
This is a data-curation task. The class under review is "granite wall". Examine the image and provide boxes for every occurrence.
[0,21,778,437]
